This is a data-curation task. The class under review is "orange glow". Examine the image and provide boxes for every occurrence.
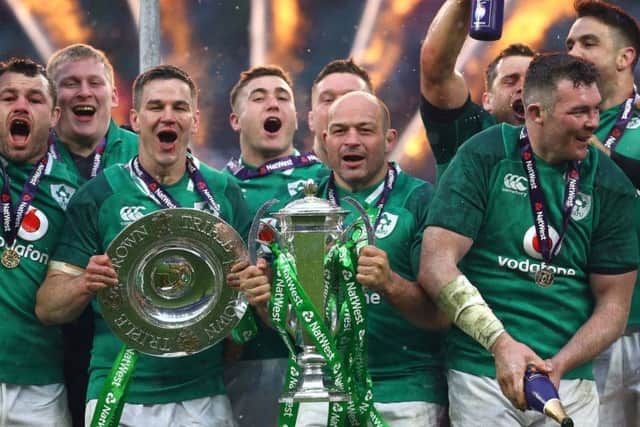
[157,0,211,148]
[21,0,90,45]
[356,0,420,90]
[269,0,307,74]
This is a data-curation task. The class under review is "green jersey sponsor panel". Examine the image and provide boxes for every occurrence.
[0,155,77,384]
[53,161,250,404]
[427,124,638,380]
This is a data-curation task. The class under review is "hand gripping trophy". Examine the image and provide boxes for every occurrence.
[250,180,387,426]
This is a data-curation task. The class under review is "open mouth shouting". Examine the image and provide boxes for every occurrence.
[512,99,525,123]
[342,152,366,168]
[156,129,178,150]
[10,118,31,146]
[263,117,282,134]
[72,105,96,121]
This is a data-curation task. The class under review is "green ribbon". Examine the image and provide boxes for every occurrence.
[230,307,259,343]
[271,235,388,427]
[89,346,138,427]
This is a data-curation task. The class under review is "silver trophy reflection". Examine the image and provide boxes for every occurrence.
[250,180,373,403]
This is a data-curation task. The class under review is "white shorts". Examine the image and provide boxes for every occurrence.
[296,400,448,427]
[447,369,598,427]
[593,329,640,427]
[85,395,236,427]
[0,383,70,427]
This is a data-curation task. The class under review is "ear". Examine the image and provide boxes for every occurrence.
[527,103,544,125]
[384,128,398,155]
[229,112,240,132]
[130,108,140,133]
[307,110,315,133]
[50,106,61,128]
[192,109,200,134]
[482,91,493,112]
[111,85,119,108]
[616,46,636,72]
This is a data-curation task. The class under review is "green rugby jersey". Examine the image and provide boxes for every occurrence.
[315,170,447,404]
[0,153,77,385]
[595,102,640,325]
[427,123,639,380]
[420,95,495,177]
[53,119,138,185]
[225,157,328,360]
[53,160,251,404]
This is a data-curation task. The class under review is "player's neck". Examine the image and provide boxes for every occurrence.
[600,73,635,111]
[242,146,294,168]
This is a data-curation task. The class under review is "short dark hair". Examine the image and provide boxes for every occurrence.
[485,43,535,91]
[574,0,640,68]
[523,52,599,109]
[229,65,293,111]
[132,64,198,110]
[312,58,373,92]
[0,57,57,108]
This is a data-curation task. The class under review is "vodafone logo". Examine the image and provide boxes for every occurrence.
[523,225,561,260]
[17,207,49,241]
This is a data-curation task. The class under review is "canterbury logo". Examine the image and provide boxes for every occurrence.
[120,206,146,222]
[503,173,527,194]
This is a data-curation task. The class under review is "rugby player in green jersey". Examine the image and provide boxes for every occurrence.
[419,0,534,176]
[224,65,326,426]
[36,65,250,426]
[0,58,78,426]
[278,91,448,426]
[47,43,139,427]
[419,53,639,427]
[565,2,640,424]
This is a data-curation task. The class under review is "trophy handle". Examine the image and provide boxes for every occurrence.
[248,199,280,264]
[341,196,375,247]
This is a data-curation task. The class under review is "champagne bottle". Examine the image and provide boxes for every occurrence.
[469,0,504,41]
[524,366,574,427]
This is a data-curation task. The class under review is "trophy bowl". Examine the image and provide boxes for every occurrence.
[99,208,248,357]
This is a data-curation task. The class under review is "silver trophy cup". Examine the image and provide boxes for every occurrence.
[251,180,373,403]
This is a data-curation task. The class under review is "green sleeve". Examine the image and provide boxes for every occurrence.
[588,158,639,273]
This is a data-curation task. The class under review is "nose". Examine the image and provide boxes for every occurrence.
[77,80,92,97]
[585,109,599,130]
[265,94,279,111]
[567,44,584,59]
[12,95,29,112]
[160,105,177,122]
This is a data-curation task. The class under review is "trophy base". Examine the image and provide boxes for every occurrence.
[279,389,349,403]
[278,345,350,403]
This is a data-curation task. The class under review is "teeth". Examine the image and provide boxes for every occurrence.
[73,106,96,115]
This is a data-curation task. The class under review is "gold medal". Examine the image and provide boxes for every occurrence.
[1,247,20,269]
[535,267,554,287]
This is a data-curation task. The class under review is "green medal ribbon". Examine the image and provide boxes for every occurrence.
[89,346,138,427]
[230,307,259,343]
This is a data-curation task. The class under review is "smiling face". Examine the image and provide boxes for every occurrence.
[309,72,370,162]
[483,55,532,126]
[229,75,297,166]
[534,79,601,164]
[53,58,118,152]
[130,78,199,180]
[0,72,59,164]
[322,92,395,192]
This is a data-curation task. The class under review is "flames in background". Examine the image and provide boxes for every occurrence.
[10,0,581,176]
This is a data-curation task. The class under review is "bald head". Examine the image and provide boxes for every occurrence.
[327,90,391,134]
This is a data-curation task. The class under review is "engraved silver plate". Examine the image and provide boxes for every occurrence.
[100,208,248,357]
